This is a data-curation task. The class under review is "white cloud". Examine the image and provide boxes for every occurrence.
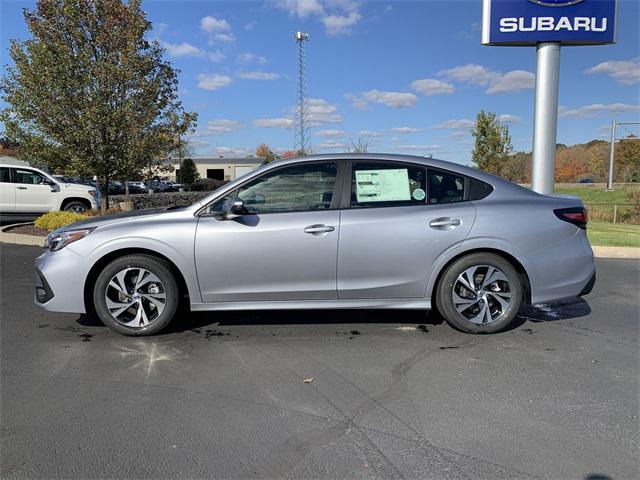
[440,64,496,86]
[586,58,640,85]
[447,130,469,140]
[317,140,348,149]
[357,130,382,138]
[253,118,295,128]
[208,50,226,62]
[276,0,324,18]
[161,41,203,57]
[196,73,232,90]
[486,70,535,94]
[498,114,521,123]
[308,98,342,125]
[238,71,280,80]
[433,119,475,129]
[322,11,361,36]
[199,119,243,135]
[209,146,253,157]
[348,90,418,109]
[392,127,421,134]
[200,16,231,33]
[559,103,640,118]
[244,21,257,30]
[395,144,440,151]
[211,33,235,44]
[316,129,345,137]
[410,78,455,96]
[440,63,535,94]
[275,0,364,36]
[236,52,268,65]
[455,22,481,41]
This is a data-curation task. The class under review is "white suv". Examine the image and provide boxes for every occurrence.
[0,164,99,219]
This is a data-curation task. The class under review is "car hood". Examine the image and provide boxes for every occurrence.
[58,207,188,232]
[59,183,94,193]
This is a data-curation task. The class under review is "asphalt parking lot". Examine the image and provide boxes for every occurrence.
[0,244,638,480]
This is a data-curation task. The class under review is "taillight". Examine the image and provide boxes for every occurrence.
[554,207,588,229]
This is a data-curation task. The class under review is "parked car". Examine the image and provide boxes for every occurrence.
[146,180,175,193]
[128,181,148,194]
[578,178,594,184]
[1,164,99,219]
[35,154,595,336]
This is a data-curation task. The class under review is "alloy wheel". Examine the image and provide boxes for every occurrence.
[452,265,513,325]
[104,268,167,328]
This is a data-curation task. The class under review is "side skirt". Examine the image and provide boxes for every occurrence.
[190,298,431,312]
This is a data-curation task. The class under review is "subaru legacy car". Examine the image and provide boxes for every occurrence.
[35,154,595,336]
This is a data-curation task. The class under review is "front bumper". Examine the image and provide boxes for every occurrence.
[34,247,90,314]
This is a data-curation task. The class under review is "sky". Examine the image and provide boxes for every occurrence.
[1,0,639,165]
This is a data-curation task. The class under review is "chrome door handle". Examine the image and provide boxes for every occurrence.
[16,186,27,190]
[429,218,461,230]
[304,224,335,235]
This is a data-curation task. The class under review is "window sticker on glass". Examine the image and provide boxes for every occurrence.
[355,169,411,202]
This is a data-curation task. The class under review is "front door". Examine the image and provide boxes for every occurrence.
[338,161,477,299]
[195,161,342,302]
[14,168,56,213]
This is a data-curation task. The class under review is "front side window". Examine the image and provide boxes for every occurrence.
[351,162,427,208]
[14,169,47,185]
[209,162,338,214]
[427,169,465,204]
[0,167,10,183]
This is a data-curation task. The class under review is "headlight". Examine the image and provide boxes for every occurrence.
[45,228,95,252]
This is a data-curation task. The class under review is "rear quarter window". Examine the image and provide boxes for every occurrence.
[467,177,494,201]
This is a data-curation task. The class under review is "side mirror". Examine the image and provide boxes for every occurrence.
[221,197,249,220]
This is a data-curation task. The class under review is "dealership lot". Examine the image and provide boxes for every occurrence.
[1,244,638,479]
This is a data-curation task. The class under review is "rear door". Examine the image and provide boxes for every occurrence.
[14,168,56,213]
[0,167,15,213]
[337,161,477,299]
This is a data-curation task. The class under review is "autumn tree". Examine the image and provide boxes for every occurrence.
[281,150,298,158]
[471,111,513,177]
[615,135,640,182]
[256,143,279,163]
[0,0,196,210]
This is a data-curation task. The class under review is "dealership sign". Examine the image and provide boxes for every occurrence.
[482,0,617,45]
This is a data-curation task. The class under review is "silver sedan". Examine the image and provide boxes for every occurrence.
[35,154,596,336]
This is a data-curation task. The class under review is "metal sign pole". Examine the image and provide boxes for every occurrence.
[531,42,561,195]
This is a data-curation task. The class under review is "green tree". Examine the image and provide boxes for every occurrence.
[178,158,199,187]
[471,110,513,177]
[1,0,196,210]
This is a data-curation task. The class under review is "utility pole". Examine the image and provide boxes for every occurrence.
[607,121,640,191]
[293,31,310,155]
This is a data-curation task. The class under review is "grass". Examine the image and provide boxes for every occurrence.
[587,222,640,248]
[555,185,639,205]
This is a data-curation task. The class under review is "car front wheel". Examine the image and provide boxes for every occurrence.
[63,200,89,213]
[436,253,522,334]
[93,254,179,336]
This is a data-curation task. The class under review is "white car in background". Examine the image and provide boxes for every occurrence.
[0,164,99,220]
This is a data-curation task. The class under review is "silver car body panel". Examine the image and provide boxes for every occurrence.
[34,153,595,315]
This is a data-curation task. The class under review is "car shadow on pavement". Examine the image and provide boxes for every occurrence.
[76,298,591,335]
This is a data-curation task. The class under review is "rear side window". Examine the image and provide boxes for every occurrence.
[427,169,464,204]
[351,162,427,208]
[0,167,10,183]
[467,177,494,201]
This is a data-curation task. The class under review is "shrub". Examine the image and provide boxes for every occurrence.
[83,207,121,217]
[34,211,87,231]
[627,192,640,225]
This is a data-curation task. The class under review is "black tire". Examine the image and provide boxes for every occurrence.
[92,254,179,336]
[63,200,90,213]
[435,253,522,334]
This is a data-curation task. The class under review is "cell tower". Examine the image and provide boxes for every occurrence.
[294,31,310,154]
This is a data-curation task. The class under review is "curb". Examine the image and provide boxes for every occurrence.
[591,246,640,259]
[1,223,639,259]
[0,223,45,247]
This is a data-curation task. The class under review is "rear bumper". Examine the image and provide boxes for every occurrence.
[519,230,596,304]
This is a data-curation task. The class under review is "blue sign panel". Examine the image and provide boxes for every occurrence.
[482,0,617,46]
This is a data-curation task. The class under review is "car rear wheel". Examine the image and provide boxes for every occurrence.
[436,253,522,334]
[93,254,179,336]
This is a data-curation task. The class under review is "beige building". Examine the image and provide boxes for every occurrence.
[170,157,265,183]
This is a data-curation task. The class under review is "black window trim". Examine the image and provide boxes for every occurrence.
[198,160,347,217]
[0,166,13,183]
